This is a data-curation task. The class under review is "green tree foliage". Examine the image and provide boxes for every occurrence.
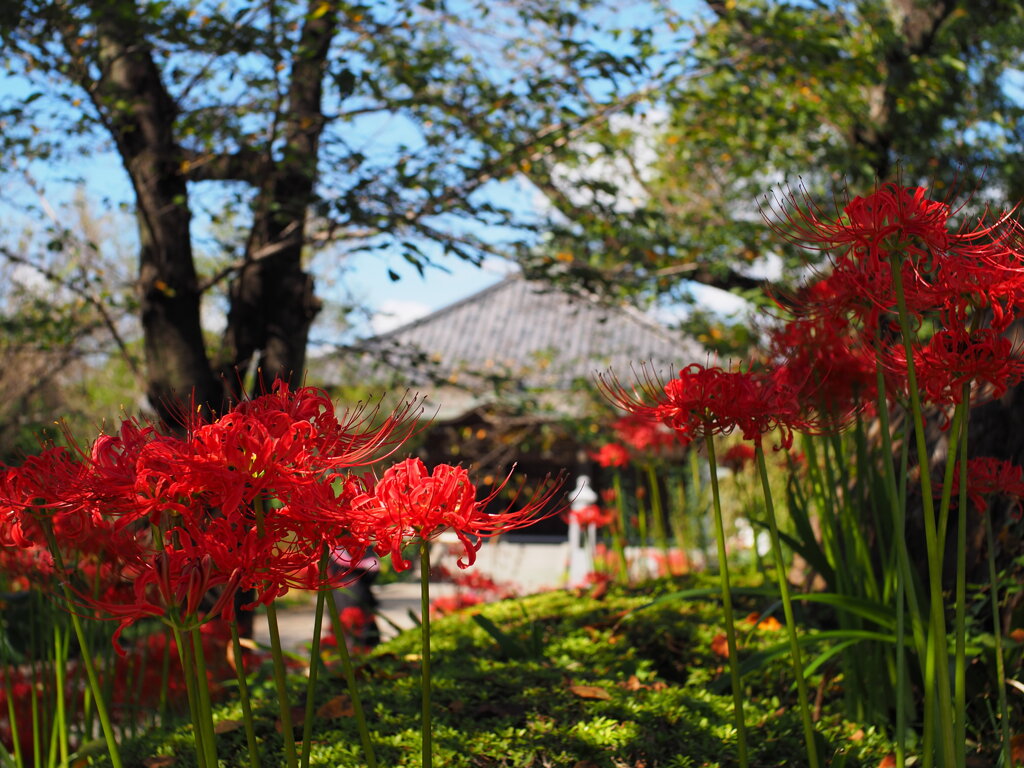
[0,0,674,423]
[524,0,1024,309]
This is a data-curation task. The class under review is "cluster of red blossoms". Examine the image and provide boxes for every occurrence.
[949,457,1024,517]
[603,183,1024,451]
[601,362,810,450]
[0,384,562,645]
[765,182,1024,414]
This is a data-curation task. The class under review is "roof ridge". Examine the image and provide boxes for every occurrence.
[364,269,685,345]
[368,271,522,341]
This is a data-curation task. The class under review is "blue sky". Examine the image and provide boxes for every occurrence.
[0,0,733,347]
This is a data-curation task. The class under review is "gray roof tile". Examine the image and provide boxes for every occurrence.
[350,272,702,393]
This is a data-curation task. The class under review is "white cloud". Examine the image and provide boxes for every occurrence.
[11,263,52,295]
[370,299,432,334]
[480,257,519,276]
[533,109,668,216]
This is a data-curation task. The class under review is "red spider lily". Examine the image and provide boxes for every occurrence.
[768,305,877,420]
[765,183,951,268]
[0,385,416,648]
[433,565,511,596]
[85,547,250,647]
[564,503,616,528]
[767,182,1024,333]
[947,457,1024,516]
[930,233,1024,332]
[430,593,483,616]
[230,382,423,469]
[0,447,88,545]
[599,363,808,450]
[719,444,756,472]
[349,458,564,570]
[612,414,676,454]
[0,543,54,591]
[884,328,1024,410]
[589,442,630,468]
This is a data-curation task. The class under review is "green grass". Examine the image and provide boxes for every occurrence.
[99,576,897,767]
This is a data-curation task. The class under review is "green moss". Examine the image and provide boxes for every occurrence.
[95,578,896,767]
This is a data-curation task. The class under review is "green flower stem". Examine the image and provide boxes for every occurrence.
[611,471,629,582]
[30,663,40,768]
[984,510,1012,768]
[646,463,670,565]
[158,625,172,725]
[703,431,749,768]
[935,402,967,553]
[300,548,333,768]
[954,387,970,768]
[688,449,710,564]
[325,590,378,768]
[229,621,261,768]
[253,497,299,768]
[635,467,649,578]
[754,440,820,768]
[171,624,209,768]
[189,625,219,768]
[265,597,299,768]
[53,623,69,768]
[4,657,24,768]
[39,521,123,768]
[889,251,957,768]
[875,363,913,768]
[420,539,434,768]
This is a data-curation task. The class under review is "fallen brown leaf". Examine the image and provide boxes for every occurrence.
[710,633,730,658]
[619,675,665,692]
[568,684,611,701]
[213,719,243,734]
[317,695,355,719]
[143,758,176,768]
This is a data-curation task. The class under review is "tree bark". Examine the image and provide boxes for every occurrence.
[220,0,333,398]
[90,2,222,424]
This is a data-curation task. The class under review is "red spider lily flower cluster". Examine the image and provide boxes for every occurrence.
[434,564,517,600]
[0,383,563,649]
[719,443,757,472]
[948,457,1024,517]
[0,383,423,644]
[599,363,809,450]
[611,414,677,455]
[766,303,877,421]
[564,503,616,528]
[349,458,564,571]
[765,182,1024,414]
[601,182,1024,481]
[589,442,631,468]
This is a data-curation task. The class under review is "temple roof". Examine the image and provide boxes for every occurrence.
[322,271,702,416]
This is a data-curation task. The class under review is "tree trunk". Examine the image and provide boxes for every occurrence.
[220,0,333,399]
[92,4,222,424]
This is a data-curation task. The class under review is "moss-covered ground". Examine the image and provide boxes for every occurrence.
[107,576,897,767]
